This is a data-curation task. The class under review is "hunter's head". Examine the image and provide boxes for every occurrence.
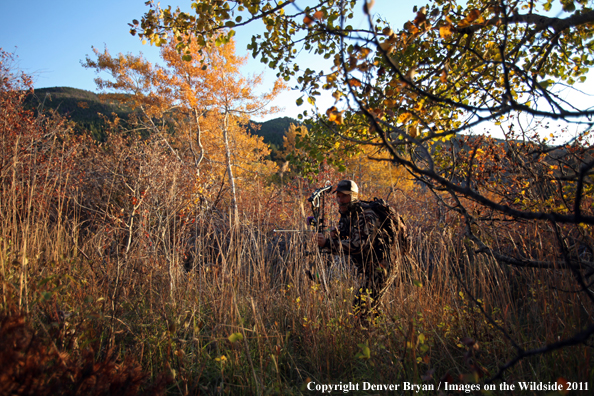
[335,179,358,213]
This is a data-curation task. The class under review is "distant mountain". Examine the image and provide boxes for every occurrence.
[24,87,299,152]
[24,87,133,141]
[248,117,300,146]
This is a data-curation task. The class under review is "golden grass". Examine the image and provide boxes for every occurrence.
[1,122,592,395]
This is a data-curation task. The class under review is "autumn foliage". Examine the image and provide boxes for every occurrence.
[83,35,285,220]
[3,0,594,387]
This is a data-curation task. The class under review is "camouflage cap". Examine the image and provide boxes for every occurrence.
[335,179,359,195]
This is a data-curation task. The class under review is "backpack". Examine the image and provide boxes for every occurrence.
[360,198,410,255]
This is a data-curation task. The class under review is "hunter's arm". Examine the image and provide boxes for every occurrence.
[327,210,379,255]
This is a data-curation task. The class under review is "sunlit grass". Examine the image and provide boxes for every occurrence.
[1,110,592,394]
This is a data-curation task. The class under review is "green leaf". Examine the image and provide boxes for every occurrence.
[537,79,554,90]
[562,1,576,12]
[412,279,423,287]
[40,291,53,302]
[296,96,304,106]
[356,343,371,359]
[228,332,244,343]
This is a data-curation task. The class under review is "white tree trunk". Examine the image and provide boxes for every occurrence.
[222,111,239,226]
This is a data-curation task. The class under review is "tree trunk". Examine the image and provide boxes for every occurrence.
[190,109,205,178]
[221,111,239,227]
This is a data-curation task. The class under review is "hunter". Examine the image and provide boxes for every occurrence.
[316,180,395,318]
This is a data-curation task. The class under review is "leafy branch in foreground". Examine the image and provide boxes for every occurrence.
[134,0,594,381]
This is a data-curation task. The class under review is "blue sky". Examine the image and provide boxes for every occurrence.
[0,1,301,120]
[0,0,414,120]
[2,1,591,127]
[1,0,406,121]
[1,2,162,90]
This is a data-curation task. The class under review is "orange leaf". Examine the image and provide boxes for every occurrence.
[313,10,323,20]
[326,107,344,125]
[404,21,420,35]
[303,15,314,26]
[557,378,569,395]
[358,47,371,58]
[383,98,397,107]
[440,24,453,39]
[440,70,448,83]
[413,9,427,26]
[347,78,362,87]
[397,112,412,124]
[325,106,337,116]
[467,9,481,22]
[458,9,481,28]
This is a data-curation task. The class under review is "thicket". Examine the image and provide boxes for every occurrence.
[2,46,593,395]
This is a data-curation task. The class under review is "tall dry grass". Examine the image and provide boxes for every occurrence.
[1,75,593,394]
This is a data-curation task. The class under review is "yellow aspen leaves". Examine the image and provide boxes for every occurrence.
[457,9,482,28]
[397,112,412,124]
[357,47,372,58]
[403,21,420,35]
[348,55,358,70]
[440,24,454,39]
[379,41,395,54]
[326,106,345,125]
[440,15,456,38]
[384,98,397,107]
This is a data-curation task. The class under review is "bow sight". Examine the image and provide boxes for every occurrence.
[307,183,333,233]
[273,182,333,233]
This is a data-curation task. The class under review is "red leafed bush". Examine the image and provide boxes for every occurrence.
[0,305,170,396]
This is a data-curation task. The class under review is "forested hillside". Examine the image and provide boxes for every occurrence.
[25,87,298,158]
[24,87,132,140]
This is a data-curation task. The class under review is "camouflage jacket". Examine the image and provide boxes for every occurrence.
[324,202,385,270]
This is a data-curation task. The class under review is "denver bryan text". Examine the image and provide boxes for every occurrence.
[306,382,434,393]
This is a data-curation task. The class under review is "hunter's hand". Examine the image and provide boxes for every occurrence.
[330,226,338,239]
[317,233,327,248]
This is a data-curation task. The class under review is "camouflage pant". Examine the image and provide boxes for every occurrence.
[352,260,393,317]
